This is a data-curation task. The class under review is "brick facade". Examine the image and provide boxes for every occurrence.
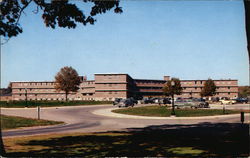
[10,74,238,101]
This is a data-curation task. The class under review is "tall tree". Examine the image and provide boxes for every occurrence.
[55,66,81,101]
[200,78,217,99]
[0,0,122,39]
[163,78,182,115]
[238,86,250,98]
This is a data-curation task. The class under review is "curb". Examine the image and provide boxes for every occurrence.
[92,107,248,120]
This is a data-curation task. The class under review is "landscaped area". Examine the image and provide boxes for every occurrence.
[1,115,63,130]
[0,101,112,108]
[112,106,244,117]
[2,123,249,157]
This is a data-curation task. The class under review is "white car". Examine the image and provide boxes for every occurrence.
[220,99,236,105]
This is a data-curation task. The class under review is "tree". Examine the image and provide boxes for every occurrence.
[238,86,250,98]
[200,78,217,100]
[55,66,81,101]
[0,0,122,39]
[163,78,182,115]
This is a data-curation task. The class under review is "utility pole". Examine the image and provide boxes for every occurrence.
[171,81,175,116]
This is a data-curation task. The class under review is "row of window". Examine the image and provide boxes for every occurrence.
[19,88,56,92]
[17,82,54,86]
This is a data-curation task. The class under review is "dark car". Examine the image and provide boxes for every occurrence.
[127,97,138,104]
[113,98,122,106]
[234,98,248,103]
[158,98,171,105]
[117,98,134,108]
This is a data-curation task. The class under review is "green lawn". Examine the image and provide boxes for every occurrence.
[0,100,112,108]
[1,115,63,130]
[2,123,249,157]
[112,106,241,117]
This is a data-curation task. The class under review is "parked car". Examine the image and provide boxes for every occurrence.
[174,98,195,109]
[192,98,209,108]
[141,98,154,104]
[117,98,134,108]
[158,98,171,105]
[174,98,209,109]
[220,98,236,105]
[113,98,122,106]
[234,98,248,103]
[129,97,138,104]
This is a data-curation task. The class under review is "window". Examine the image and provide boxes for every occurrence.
[200,81,202,84]
[195,87,197,90]
[228,92,230,95]
[195,81,197,84]
[228,87,230,89]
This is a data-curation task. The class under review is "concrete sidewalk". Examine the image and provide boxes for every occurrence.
[92,107,250,120]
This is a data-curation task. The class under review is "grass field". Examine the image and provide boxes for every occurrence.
[1,115,63,130]
[2,123,249,157]
[0,100,112,108]
[112,106,242,117]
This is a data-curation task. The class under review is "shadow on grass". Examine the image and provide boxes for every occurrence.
[4,123,249,157]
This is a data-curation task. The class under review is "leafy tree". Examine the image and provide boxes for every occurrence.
[163,78,182,115]
[238,86,250,98]
[55,66,81,102]
[200,78,217,99]
[0,0,122,39]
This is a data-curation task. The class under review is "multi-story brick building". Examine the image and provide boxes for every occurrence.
[10,73,238,101]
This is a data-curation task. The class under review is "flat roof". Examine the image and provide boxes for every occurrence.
[134,79,166,82]
[181,79,238,81]
[95,73,128,75]
[11,81,55,83]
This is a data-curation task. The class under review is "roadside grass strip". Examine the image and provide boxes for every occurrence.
[0,100,112,108]
[112,106,243,117]
[1,115,63,130]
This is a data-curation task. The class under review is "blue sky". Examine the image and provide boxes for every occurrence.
[1,0,249,87]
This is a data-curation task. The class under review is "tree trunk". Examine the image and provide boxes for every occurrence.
[171,94,175,115]
[0,107,6,156]
[65,91,68,102]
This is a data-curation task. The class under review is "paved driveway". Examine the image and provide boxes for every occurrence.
[1,104,249,137]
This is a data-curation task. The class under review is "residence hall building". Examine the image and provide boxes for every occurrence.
[10,74,238,101]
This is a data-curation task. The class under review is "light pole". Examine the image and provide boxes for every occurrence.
[171,81,175,116]
[223,103,225,114]
[35,94,40,119]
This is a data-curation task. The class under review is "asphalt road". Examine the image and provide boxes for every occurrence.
[2,104,249,137]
